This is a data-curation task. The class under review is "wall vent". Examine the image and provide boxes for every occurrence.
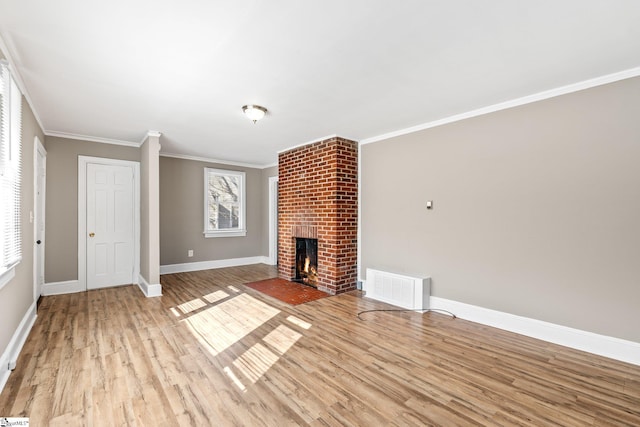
[364,269,430,310]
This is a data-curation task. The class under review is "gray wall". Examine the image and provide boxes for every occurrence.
[361,76,640,343]
[159,156,270,265]
[44,137,140,282]
[0,67,45,363]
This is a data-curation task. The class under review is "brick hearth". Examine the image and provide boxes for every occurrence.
[277,136,358,295]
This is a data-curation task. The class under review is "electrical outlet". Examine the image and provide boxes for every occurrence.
[188,250,194,257]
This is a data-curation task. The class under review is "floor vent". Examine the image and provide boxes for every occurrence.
[363,269,430,310]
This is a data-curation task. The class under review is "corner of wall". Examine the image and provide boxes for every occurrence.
[0,301,37,394]
[137,274,162,298]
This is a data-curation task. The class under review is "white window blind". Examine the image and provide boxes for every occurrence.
[0,60,22,277]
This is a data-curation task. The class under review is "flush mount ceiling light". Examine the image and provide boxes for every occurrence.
[242,104,267,123]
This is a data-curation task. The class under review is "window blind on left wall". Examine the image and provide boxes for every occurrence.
[0,60,23,276]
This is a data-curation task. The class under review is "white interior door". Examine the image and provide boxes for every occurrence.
[34,137,46,299]
[86,162,135,289]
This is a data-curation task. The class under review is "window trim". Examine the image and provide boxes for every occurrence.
[0,60,22,289]
[0,260,17,292]
[203,167,247,238]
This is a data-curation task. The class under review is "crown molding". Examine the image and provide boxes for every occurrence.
[140,130,162,144]
[277,134,337,154]
[277,133,362,155]
[262,162,278,169]
[45,131,142,147]
[0,31,47,134]
[361,66,640,146]
[160,152,269,169]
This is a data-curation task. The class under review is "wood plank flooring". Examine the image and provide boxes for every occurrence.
[1,264,639,426]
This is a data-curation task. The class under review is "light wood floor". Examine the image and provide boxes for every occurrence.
[1,265,639,426]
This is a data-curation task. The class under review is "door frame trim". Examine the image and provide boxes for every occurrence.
[268,176,279,265]
[33,136,46,301]
[78,156,140,291]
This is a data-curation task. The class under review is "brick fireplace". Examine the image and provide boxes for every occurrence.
[277,136,358,295]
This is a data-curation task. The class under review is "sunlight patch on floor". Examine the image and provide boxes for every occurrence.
[286,315,312,330]
[203,290,229,304]
[223,366,246,392]
[181,291,309,390]
[263,325,302,355]
[177,298,206,314]
[231,324,303,387]
[183,293,280,356]
[233,343,279,384]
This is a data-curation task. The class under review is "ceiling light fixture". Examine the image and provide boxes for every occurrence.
[242,104,267,123]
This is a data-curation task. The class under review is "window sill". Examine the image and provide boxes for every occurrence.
[0,263,18,292]
[204,229,247,238]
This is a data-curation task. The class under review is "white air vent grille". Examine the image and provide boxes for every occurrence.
[364,269,430,310]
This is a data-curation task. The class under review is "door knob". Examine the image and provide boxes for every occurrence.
[89,232,95,237]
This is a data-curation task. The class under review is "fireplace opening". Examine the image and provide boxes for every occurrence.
[294,238,318,287]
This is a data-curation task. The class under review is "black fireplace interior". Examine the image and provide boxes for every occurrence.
[294,238,318,287]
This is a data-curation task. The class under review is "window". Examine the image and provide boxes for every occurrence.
[204,168,246,237]
[0,60,22,288]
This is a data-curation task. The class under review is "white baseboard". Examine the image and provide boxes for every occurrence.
[42,279,83,296]
[264,256,277,266]
[160,256,270,275]
[137,274,162,298]
[0,300,37,394]
[430,296,640,366]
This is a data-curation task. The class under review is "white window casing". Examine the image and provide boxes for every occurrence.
[0,60,23,290]
[204,167,246,238]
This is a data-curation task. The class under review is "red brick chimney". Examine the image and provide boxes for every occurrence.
[277,137,358,295]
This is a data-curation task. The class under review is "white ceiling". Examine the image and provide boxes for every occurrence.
[1,1,639,167]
